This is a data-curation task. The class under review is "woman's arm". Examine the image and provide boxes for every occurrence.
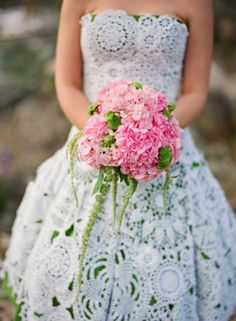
[175,0,213,128]
[55,0,91,130]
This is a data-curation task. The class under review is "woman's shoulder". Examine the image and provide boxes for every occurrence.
[60,0,91,17]
[175,0,213,28]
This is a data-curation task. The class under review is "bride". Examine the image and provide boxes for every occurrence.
[1,0,236,320]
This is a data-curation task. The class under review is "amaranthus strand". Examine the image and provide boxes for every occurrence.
[112,170,118,231]
[162,168,171,211]
[66,131,83,208]
[115,176,138,237]
[73,175,111,304]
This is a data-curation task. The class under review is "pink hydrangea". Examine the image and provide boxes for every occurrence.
[77,79,182,182]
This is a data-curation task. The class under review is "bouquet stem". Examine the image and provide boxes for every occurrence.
[115,176,138,238]
[112,170,118,231]
[162,168,171,211]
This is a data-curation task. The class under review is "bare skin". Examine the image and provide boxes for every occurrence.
[55,0,213,130]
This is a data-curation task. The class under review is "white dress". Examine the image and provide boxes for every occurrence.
[1,9,236,321]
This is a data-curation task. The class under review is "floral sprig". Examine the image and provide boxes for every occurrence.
[66,130,83,208]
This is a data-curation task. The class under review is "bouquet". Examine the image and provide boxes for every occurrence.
[67,79,182,297]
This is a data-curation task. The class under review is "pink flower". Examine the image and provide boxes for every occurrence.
[77,79,182,181]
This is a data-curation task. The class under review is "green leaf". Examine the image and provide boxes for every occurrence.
[105,112,122,130]
[87,102,99,115]
[157,146,173,169]
[91,13,97,21]
[116,167,129,185]
[92,167,105,195]
[14,305,22,321]
[149,295,157,305]
[52,296,61,306]
[34,312,44,317]
[167,102,176,112]
[101,134,115,147]
[130,81,143,89]
[65,224,74,236]
[66,306,75,319]
[169,304,175,310]
[162,102,176,118]
[192,162,200,168]
[1,272,17,304]
[94,265,106,278]
[1,272,23,321]
[51,230,60,243]
[201,251,210,260]
[132,15,141,21]
[68,279,74,291]
[162,108,172,118]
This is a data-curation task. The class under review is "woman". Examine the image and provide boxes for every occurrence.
[1,0,236,320]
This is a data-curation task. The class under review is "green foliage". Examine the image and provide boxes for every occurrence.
[92,167,105,195]
[101,134,115,147]
[167,102,176,112]
[91,13,97,21]
[162,101,176,118]
[51,230,59,243]
[105,112,122,130]
[149,295,157,305]
[72,167,113,305]
[52,296,60,306]
[116,167,129,185]
[162,169,171,211]
[157,146,173,169]
[112,170,118,230]
[201,251,210,260]
[87,102,99,115]
[65,224,74,236]
[130,82,143,89]
[1,272,23,321]
[34,312,44,317]
[66,130,83,207]
[66,306,75,319]
[115,176,138,237]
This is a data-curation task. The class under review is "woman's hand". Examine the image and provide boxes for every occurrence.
[55,0,90,130]
[175,0,213,128]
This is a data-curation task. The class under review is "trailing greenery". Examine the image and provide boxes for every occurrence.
[1,271,23,321]
[72,166,113,304]
[66,130,83,207]
[112,170,118,230]
[162,169,171,211]
[115,175,138,237]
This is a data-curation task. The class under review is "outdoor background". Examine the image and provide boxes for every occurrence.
[0,0,236,319]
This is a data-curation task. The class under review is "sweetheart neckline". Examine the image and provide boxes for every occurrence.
[79,8,189,33]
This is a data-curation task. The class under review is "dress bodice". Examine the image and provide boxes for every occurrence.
[79,9,189,102]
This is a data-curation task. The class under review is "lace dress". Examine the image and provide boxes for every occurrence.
[1,9,236,321]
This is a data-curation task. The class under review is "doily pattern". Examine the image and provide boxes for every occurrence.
[1,8,236,321]
[80,9,189,102]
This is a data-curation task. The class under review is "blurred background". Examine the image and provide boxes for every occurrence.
[0,0,236,319]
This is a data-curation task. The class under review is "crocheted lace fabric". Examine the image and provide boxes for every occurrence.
[1,9,236,321]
